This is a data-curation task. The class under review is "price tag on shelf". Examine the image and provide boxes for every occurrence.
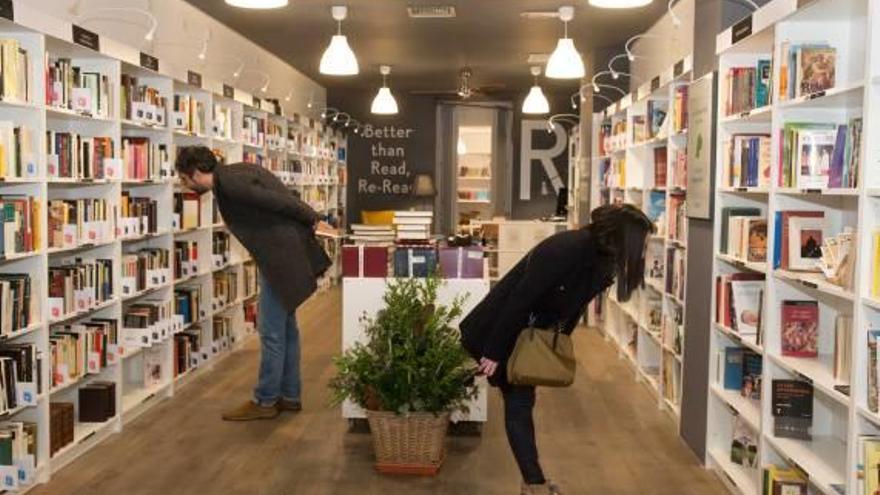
[87,351,101,374]
[15,455,34,486]
[71,87,93,114]
[0,465,18,490]
[107,344,119,364]
[121,277,136,295]
[63,225,77,248]
[48,298,64,320]
[16,383,36,406]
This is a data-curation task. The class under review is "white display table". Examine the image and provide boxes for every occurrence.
[341,277,490,422]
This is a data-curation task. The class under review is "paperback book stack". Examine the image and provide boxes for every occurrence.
[393,211,433,243]
[0,421,38,481]
[348,224,394,245]
[778,119,862,189]
[45,57,112,118]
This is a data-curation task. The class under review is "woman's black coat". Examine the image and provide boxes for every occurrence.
[460,227,616,385]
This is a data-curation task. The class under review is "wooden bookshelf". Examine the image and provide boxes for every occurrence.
[590,55,694,423]
[0,4,340,491]
[708,0,878,492]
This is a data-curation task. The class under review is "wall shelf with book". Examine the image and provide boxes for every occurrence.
[708,0,877,491]
[0,4,334,490]
[591,54,693,423]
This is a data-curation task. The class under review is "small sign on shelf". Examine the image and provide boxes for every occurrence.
[72,24,100,51]
[140,53,159,72]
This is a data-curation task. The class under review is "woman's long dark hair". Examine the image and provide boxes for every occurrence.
[590,203,655,302]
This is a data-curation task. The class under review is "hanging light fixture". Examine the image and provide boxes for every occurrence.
[225,0,289,8]
[589,0,652,9]
[522,66,550,115]
[371,65,399,115]
[545,6,585,79]
[320,6,359,76]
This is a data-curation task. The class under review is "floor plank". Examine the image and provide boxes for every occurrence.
[32,288,726,495]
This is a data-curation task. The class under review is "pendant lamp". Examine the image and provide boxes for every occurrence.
[522,66,550,115]
[545,6,585,79]
[371,65,399,115]
[589,0,652,8]
[225,0,289,8]
[320,6,359,76]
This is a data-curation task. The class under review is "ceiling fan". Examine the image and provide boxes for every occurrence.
[410,67,505,99]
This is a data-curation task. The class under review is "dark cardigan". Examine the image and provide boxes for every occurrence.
[460,227,615,385]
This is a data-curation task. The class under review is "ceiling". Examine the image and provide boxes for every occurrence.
[183,0,666,96]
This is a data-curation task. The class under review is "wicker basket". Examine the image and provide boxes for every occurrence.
[365,410,450,476]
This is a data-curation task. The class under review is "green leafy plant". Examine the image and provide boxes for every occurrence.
[330,276,478,415]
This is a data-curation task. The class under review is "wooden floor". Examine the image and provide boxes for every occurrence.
[33,289,725,495]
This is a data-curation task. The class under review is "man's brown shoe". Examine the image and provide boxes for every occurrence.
[222,401,280,421]
[276,399,302,412]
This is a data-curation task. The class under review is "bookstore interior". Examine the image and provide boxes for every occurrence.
[0,0,879,493]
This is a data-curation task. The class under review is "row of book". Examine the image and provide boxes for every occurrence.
[779,42,836,101]
[0,123,37,179]
[123,300,175,348]
[0,343,40,414]
[671,85,688,134]
[0,421,37,489]
[772,212,856,291]
[778,118,862,190]
[668,194,686,243]
[174,240,199,280]
[171,95,206,135]
[213,104,234,141]
[118,193,158,238]
[342,244,485,279]
[48,259,113,320]
[721,134,771,188]
[121,249,169,297]
[213,271,238,309]
[46,57,112,118]
[0,195,39,256]
[175,287,203,325]
[46,132,114,180]
[720,208,767,262]
[120,75,167,126]
[243,261,258,297]
[0,39,30,103]
[724,59,771,116]
[48,198,111,249]
[121,137,172,181]
[267,121,285,151]
[243,115,266,148]
[50,319,118,390]
[174,329,202,377]
[212,231,230,265]
[0,275,34,336]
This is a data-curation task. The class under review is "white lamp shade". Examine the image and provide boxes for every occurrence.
[320,35,359,76]
[589,0,652,7]
[371,87,399,115]
[545,38,585,79]
[225,0,289,8]
[522,86,550,114]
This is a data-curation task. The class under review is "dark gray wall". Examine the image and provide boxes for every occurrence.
[329,91,437,225]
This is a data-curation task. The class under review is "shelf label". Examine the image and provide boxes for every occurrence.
[673,59,684,78]
[223,84,235,99]
[651,76,660,92]
[0,0,13,21]
[72,24,100,51]
[140,52,159,72]
[187,70,203,88]
[731,16,752,44]
[807,90,826,100]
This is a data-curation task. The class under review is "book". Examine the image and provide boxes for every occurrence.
[120,74,167,126]
[0,122,37,179]
[771,379,813,440]
[724,347,744,390]
[46,132,114,180]
[798,46,836,96]
[50,319,117,388]
[646,191,666,225]
[730,278,764,335]
[672,84,688,133]
[747,219,768,262]
[172,94,205,135]
[173,241,199,280]
[121,248,170,295]
[121,137,172,181]
[870,329,880,413]
[780,300,818,358]
[48,259,114,319]
[173,192,202,230]
[742,349,762,400]
[762,465,807,495]
[0,39,30,103]
[730,416,758,468]
[720,208,760,256]
[777,210,824,270]
[833,315,851,383]
[865,437,880,495]
[786,216,826,271]
[653,147,668,187]
[647,100,668,139]
[174,287,203,325]
[723,134,771,188]
[755,58,772,108]
[78,381,115,422]
[45,57,112,117]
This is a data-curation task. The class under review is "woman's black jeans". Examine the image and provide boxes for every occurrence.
[500,383,546,485]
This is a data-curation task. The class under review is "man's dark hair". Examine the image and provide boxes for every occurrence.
[175,146,218,176]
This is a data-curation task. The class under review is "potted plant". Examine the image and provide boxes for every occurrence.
[330,276,478,475]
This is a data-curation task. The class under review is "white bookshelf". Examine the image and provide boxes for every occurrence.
[707,0,879,492]
[590,55,694,423]
[0,3,339,492]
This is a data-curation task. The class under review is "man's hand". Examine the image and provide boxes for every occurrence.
[315,221,336,236]
[478,357,499,377]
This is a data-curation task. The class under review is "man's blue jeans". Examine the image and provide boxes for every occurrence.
[253,275,302,406]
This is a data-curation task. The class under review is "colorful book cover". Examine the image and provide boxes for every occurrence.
[730,416,758,468]
[780,300,819,357]
[741,349,762,400]
[755,58,771,108]
[798,46,836,96]
[724,347,744,390]
[747,219,768,262]
[866,438,880,495]
[647,191,666,224]
[730,279,764,335]
[828,124,847,188]
[771,379,813,440]
[796,126,837,189]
